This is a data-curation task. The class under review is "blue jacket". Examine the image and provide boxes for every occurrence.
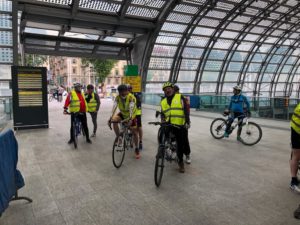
[228,94,250,113]
[0,129,25,215]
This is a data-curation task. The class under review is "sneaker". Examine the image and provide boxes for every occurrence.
[91,133,96,138]
[290,183,300,194]
[186,155,191,164]
[224,132,229,138]
[294,205,300,219]
[178,161,185,173]
[86,139,92,144]
[135,149,140,159]
[139,142,143,151]
[68,139,73,144]
[237,136,242,142]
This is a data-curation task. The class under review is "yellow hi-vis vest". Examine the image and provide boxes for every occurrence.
[69,90,88,113]
[161,94,185,126]
[136,108,142,116]
[116,93,137,119]
[87,92,97,112]
[291,103,300,134]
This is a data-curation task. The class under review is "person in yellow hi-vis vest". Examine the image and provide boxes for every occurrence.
[127,85,143,151]
[160,82,191,173]
[63,83,92,144]
[108,84,140,159]
[85,84,101,137]
[290,102,300,193]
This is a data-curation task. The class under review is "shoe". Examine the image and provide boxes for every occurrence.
[91,133,96,138]
[294,205,300,219]
[135,149,140,159]
[178,162,185,173]
[86,139,92,144]
[237,136,242,142]
[139,142,143,151]
[224,132,229,138]
[68,139,73,144]
[290,183,300,194]
[186,155,191,164]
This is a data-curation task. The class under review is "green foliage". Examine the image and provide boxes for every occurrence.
[24,54,47,67]
[82,58,117,83]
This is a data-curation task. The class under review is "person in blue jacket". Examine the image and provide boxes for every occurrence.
[224,85,250,140]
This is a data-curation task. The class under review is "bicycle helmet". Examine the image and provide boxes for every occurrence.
[233,85,242,91]
[73,82,81,88]
[87,84,94,90]
[162,82,174,91]
[117,84,128,93]
[173,84,180,93]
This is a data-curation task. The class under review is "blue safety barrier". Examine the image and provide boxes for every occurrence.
[0,129,31,216]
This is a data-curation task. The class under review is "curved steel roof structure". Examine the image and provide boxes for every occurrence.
[9,0,300,97]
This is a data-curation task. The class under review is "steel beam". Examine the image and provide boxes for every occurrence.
[12,0,18,65]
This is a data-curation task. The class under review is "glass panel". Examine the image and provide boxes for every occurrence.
[0,31,12,46]
[175,83,194,93]
[167,13,192,24]
[126,6,159,18]
[149,58,173,70]
[79,0,121,13]
[222,83,238,93]
[0,48,12,63]
[286,56,297,64]
[187,36,210,47]
[64,32,99,40]
[261,73,274,82]
[270,55,283,64]
[208,50,227,60]
[281,65,292,73]
[199,83,217,93]
[293,75,300,83]
[237,42,253,51]
[177,71,196,81]
[276,83,285,91]
[259,44,272,53]
[201,71,219,82]
[265,64,277,73]
[248,63,261,73]
[244,73,257,82]
[242,83,255,93]
[193,27,215,36]
[277,74,288,82]
[152,45,178,57]
[145,83,163,93]
[224,72,239,81]
[260,83,270,92]
[161,22,188,33]
[0,14,11,29]
[132,0,165,8]
[232,51,247,61]
[290,83,300,98]
[24,28,59,36]
[180,59,199,70]
[173,4,198,14]
[156,35,181,45]
[252,53,266,63]
[0,0,11,11]
[204,61,222,71]
[228,62,243,72]
[146,70,170,82]
[60,42,94,49]
[104,37,127,43]
[182,47,204,58]
[214,39,233,49]
[219,31,239,39]
[25,39,56,46]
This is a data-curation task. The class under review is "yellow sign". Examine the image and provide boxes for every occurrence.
[122,76,141,92]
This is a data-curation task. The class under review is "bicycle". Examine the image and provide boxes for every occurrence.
[149,121,178,187]
[210,113,262,146]
[110,120,134,168]
[65,112,84,149]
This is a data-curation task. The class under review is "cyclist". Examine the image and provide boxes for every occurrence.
[108,84,140,159]
[160,82,191,173]
[224,85,250,140]
[290,102,300,193]
[63,83,92,144]
[127,84,143,151]
[85,84,101,137]
[173,84,191,164]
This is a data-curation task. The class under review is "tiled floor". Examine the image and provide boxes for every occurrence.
[0,99,298,225]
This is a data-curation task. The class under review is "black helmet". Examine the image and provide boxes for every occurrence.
[87,84,94,90]
[117,84,128,93]
[173,84,179,92]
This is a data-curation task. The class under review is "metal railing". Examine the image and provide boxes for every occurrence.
[142,93,299,121]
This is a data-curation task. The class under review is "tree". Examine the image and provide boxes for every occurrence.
[82,58,117,83]
[24,54,48,67]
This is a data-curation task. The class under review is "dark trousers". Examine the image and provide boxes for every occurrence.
[70,113,89,141]
[89,112,98,134]
[172,127,191,163]
[225,112,245,134]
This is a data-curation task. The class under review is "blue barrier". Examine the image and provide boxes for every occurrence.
[0,129,32,217]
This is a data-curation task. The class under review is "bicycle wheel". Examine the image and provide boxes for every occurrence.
[112,134,126,168]
[239,122,262,146]
[210,118,227,139]
[154,146,165,187]
[72,121,78,149]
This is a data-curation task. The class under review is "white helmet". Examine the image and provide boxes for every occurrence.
[233,85,242,91]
